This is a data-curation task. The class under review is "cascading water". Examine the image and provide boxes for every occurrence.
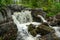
[37,15,52,27]
[13,10,33,24]
[37,15,60,37]
[12,10,60,40]
[12,10,40,40]
[37,15,47,23]
[52,27,60,37]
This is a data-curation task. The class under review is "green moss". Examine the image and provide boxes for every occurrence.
[0,37,3,40]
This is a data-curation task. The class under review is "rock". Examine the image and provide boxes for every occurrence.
[31,8,46,22]
[55,13,60,26]
[28,23,55,37]
[0,6,12,24]
[55,13,60,19]
[36,23,55,36]
[28,24,37,37]
[40,33,59,40]
[46,13,60,26]
[0,19,17,40]
[8,4,25,12]
[28,24,36,31]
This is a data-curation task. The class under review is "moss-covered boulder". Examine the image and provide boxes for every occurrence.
[28,23,55,37]
[36,22,55,36]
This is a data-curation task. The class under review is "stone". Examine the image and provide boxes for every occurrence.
[28,23,55,37]
[55,13,60,26]
[0,19,17,40]
[36,23,55,36]
[31,8,46,22]
[46,13,60,26]
[40,33,59,40]
[8,4,25,12]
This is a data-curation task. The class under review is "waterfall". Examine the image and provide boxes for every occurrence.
[12,10,40,40]
[12,10,60,40]
[13,10,33,24]
[37,15,60,37]
[37,15,47,23]
[37,15,52,27]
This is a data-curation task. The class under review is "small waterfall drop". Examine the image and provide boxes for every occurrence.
[13,10,33,24]
[37,15,47,23]
[12,10,40,40]
[37,15,60,38]
[37,15,52,27]
[12,10,60,40]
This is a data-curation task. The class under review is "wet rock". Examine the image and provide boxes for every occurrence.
[28,24,37,37]
[0,19,17,40]
[46,13,60,26]
[40,33,59,40]
[31,8,46,22]
[28,24,36,31]
[36,23,55,36]
[55,13,60,26]
[28,23,55,37]
[28,23,59,40]
[0,6,12,24]
[8,4,25,12]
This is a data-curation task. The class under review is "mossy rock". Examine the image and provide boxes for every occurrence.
[28,24,36,32]
[36,23,55,35]
[30,29,37,37]
[28,23,55,37]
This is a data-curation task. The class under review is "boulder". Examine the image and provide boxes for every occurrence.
[31,8,46,22]
[36,22,55,36]
[55,13,60,26]
[28,23,55,37]
[40,33,59,40]
[0,18,17,40]
[46,13,60,26]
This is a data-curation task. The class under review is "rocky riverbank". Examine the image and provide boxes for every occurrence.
[28,23,59,40]
[0,17,17,40]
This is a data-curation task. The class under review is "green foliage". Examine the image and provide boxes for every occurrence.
[21,0,60,17]
[0,0,60,17]
[46,2,60,17]
[0,0,14,6]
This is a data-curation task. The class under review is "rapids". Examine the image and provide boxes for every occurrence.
[12,10,60,40]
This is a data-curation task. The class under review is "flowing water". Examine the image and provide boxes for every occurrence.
[12,10,40,40]
[52,27,60,37]
[13,10,33,24]
[12,10,60,40]
[37,15,60,37]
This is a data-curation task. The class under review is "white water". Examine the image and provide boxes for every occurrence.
[37,15,60,38]
[12,10,60,40]
[12,10,41,40]
[52,27,60,37]
[13,10,33,24]
[37,15,52,27]
[37,15,47,23]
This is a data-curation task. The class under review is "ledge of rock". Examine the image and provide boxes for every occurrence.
[0,18,17,40]
[28,22,55,37]
[46,13,60,26]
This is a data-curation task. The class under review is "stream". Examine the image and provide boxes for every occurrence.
[12,10,60,40]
